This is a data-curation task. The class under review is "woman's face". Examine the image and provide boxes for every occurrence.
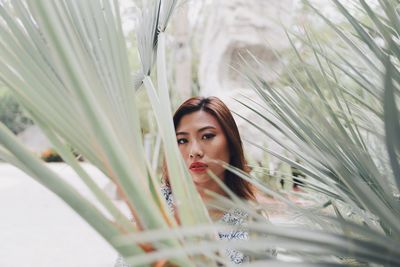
[176,110,230,193]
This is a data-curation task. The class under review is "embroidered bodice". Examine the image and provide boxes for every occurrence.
[115,186,251,266]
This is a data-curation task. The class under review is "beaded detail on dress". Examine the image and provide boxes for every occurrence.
[218,208,249,264]
[160,185,175,213]
[115,186,249,266]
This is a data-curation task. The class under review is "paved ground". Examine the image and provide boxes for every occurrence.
[0,163,118,267]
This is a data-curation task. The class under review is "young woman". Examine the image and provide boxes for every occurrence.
[161,96,258,264]
[167,96,254,201]
[116,97,258,267]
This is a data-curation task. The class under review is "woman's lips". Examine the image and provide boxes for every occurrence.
[190,162,207,173]
[190,167,207,173]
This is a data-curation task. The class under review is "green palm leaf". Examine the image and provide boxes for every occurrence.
[1,0,400,266]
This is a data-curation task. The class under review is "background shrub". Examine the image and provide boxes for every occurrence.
[0,87,33,135]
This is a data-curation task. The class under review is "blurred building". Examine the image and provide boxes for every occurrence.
[198,0,295,95]
[197,0,295,170]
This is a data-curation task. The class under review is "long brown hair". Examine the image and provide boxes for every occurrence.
[164,96,255,200]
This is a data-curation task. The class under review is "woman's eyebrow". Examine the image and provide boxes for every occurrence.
[176,126,216,136]
[198,126,216,132]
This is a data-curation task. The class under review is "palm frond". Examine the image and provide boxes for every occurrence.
[1,0,400,266]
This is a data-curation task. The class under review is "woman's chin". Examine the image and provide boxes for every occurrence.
[192,175,211,185]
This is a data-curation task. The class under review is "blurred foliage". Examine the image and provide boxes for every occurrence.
[1,0,399,265]
[279,1,382,113]
[40,145,83,162]
[40,148,63,162]
[0,87,33,134]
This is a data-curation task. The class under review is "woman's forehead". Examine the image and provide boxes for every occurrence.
[176,111,221,132]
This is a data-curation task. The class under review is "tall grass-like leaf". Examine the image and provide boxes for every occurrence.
[2,0,400,266]
[233,0,400,264]
[383,41,400,192]
[0,123,144,257]
[0,0,194,265]
[137,0,210,227]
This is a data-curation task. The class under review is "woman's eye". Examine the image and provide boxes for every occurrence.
[177,138,187,145]
[202,133,215,140]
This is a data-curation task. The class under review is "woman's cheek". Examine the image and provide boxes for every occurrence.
[209,162,225,177]
[178,146,187,159]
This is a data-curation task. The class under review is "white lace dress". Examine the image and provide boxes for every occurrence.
[115,186,252,266]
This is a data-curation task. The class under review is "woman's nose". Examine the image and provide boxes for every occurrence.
[189,141,204,159]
